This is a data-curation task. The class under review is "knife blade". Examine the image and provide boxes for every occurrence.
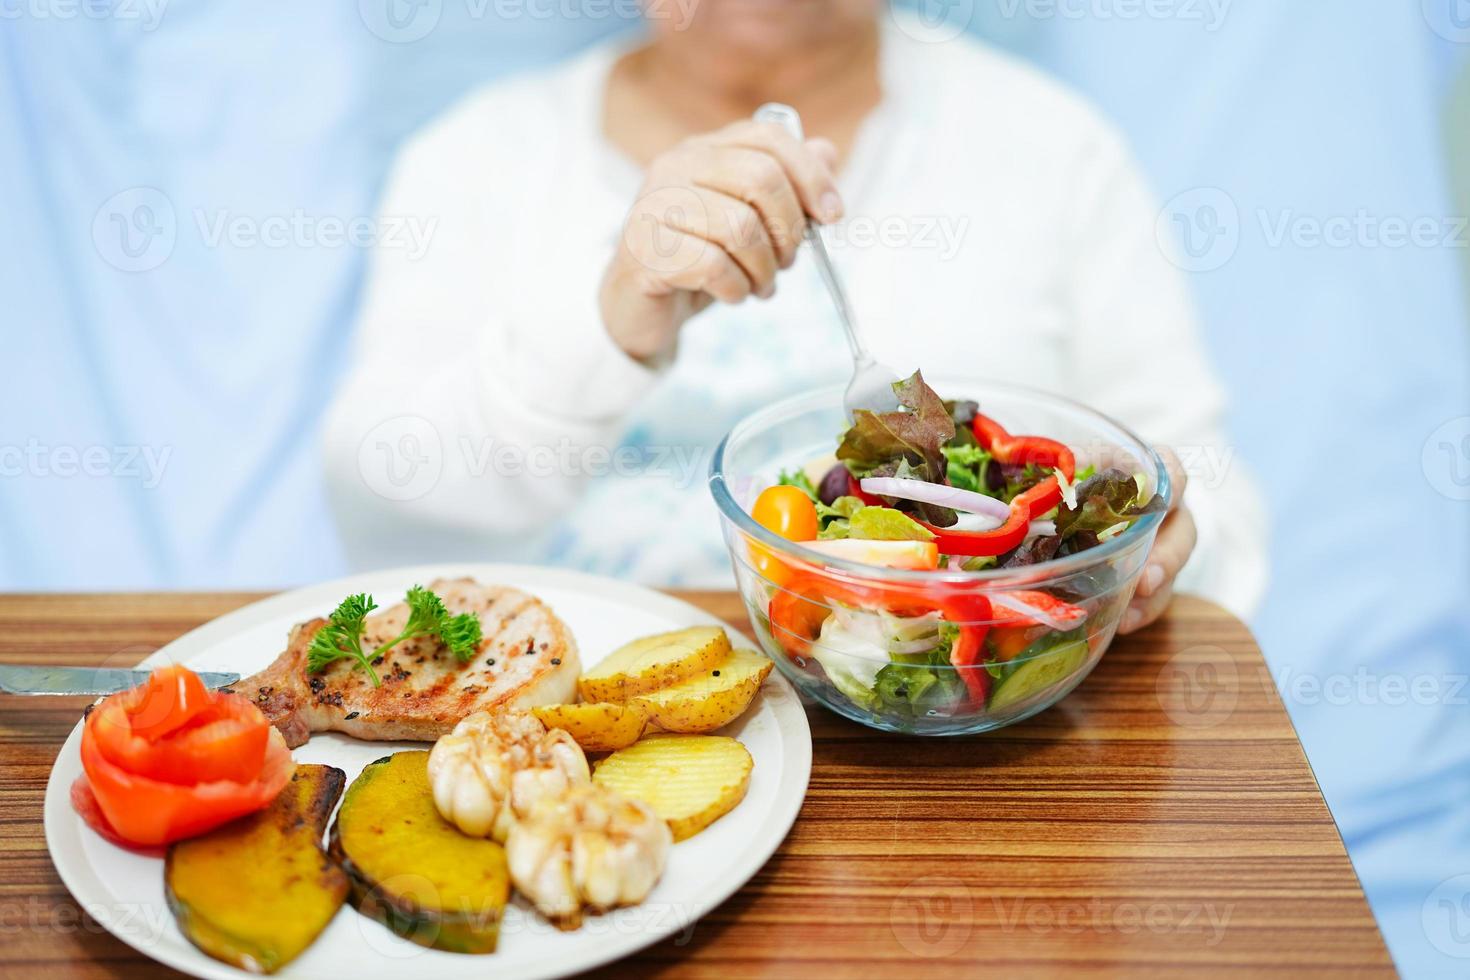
[0,664,241,696]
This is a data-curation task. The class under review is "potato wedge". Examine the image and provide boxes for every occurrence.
[578,626,731,703]
[592,735,754,841]
[630,648,772,734]
[532,701,648,752]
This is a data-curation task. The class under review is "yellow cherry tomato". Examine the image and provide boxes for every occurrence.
[752,485,820,541]
[748,485,820,587]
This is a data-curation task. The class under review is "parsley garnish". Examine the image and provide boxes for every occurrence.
[306,585,484,687]
[307,592,381,685]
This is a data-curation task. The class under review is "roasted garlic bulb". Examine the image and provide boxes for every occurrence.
[427,710,590,841]
[506,782,672,929]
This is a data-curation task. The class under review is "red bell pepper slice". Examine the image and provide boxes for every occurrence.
[913,414,1076,557]
[941,592,992,703]
[987,590,1088,628]
[972,414,1076,479]
[845,472,884,506]
[916,478,1059,556]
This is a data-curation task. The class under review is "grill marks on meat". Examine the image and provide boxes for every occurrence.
[244,578,580,748]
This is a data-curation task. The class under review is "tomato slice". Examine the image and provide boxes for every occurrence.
[75,667,292,848]
[70,776,164,855]
[80,716,293,847]
[95,695,271,785]
[124,664,211,741]
[768,584,833,659]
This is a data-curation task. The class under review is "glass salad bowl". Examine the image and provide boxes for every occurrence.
[708,377,1171,736]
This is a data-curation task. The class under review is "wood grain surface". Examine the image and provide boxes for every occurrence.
[0,592,1393,978]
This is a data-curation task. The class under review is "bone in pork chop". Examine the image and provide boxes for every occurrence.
[241,578,579,748]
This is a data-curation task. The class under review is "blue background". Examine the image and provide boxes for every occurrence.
[2,1,1468,974]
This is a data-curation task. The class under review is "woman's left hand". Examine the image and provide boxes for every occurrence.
[1118,447,1196,634]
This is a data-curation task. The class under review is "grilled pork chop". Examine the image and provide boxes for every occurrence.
[242,577,579,748]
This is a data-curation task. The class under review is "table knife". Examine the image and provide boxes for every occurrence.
[0,664,241,696]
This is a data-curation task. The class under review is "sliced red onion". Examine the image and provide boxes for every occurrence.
[950,511,1006,532]
[1027,520,1056,537]
[859,477,1010,520]
[989,591,1085,633]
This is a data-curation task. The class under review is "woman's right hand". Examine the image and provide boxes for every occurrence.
[599,120,843,361]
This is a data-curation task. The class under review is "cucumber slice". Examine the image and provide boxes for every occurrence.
[989,638,1089,711]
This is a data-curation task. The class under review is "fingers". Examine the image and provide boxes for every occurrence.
[1120,581,1173,635]
[609,120,844,335]
[664,186,778,298]
[806,137,839,173]
[625,224,751,305]
[689,145,807,268]
[709,120,844,224]
[1121,506,1198,633]
[1138,506,1196,598]
[1156,446,1187,513]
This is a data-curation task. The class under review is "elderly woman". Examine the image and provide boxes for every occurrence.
[325,1,1265,629]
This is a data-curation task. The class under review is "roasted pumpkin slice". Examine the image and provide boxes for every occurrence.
[165,763,349,975]
[330,751,510,954]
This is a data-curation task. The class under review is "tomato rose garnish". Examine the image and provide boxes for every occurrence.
[73,665,292,848]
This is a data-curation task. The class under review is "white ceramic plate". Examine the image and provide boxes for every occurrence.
[44,564,811,980]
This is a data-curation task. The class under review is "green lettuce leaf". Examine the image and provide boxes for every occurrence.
[846,506,935,541]
[816,496,865,538]
[872,624,966,719]
[942,443,993,495]
[777,468,820,500]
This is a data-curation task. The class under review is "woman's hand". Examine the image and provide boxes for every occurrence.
[1119,447,1197,634]
[600,120,843,361]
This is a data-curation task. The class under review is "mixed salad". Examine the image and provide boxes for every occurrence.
[746,371,1163,722]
